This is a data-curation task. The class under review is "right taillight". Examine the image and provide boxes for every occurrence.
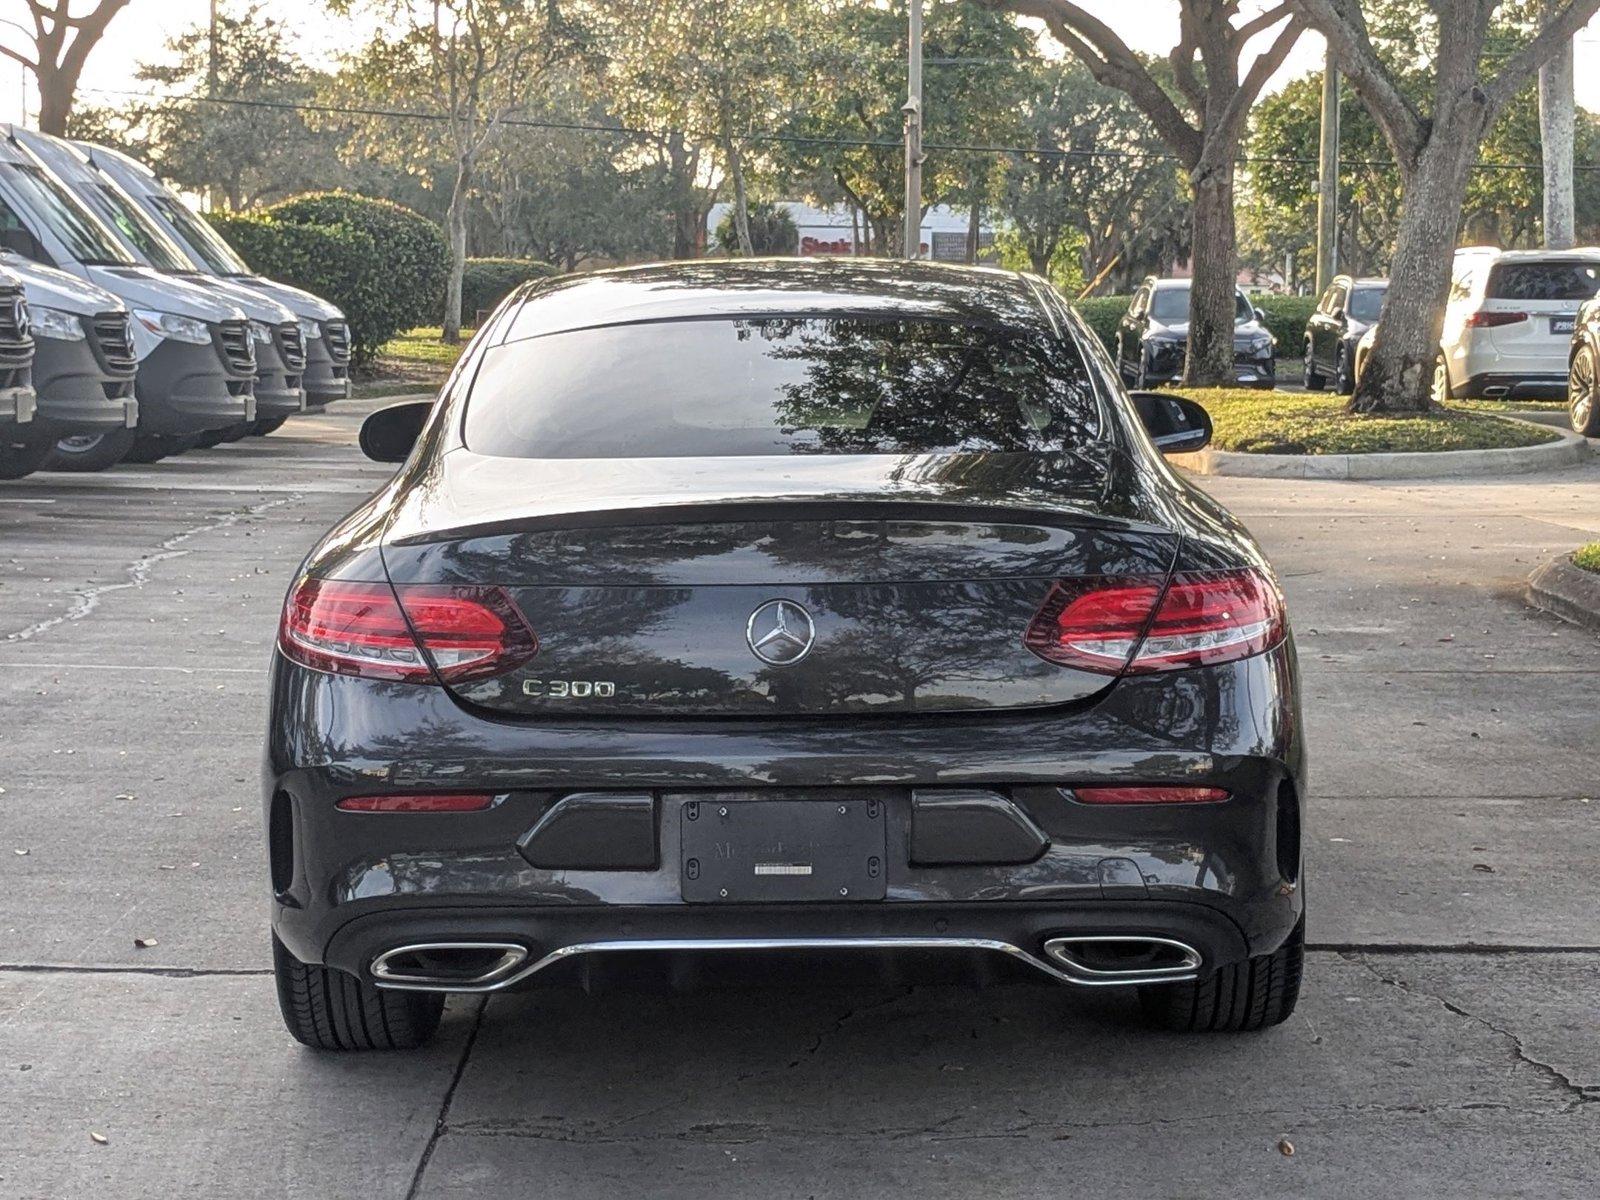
[278,576,537,683]
[1024,568,1283,675]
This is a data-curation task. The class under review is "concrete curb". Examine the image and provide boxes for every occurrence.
[1526,556,1600,631]
[1170,418,1590,479]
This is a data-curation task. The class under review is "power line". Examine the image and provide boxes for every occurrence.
[75,85,1600,174]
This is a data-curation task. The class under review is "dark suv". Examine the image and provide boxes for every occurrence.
[1304,275,1386,394]
[1115,277,1276,388]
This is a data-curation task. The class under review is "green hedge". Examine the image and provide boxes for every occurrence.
[1254,294,1317,356]
[1072,296,1131,355]
[206,214,388,365]
[460,257,557,325]
[1070,293,1317,359]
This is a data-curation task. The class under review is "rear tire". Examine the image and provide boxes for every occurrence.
[1302,342,1325,391]
[1335,344,1355,394]
[1569,344,1600,436]
[1430,353,1452,405]
[1138,918,1303,1033]
[272,934,445,1052]
[253,415,289,436]
[43,428,135,472]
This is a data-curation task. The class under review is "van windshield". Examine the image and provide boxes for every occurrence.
[0,164,133,266]
[85,181,194,273]
[149,193,249,274]
[465,316,1104,459]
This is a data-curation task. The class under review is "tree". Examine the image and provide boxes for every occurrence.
[0,0,131,135]
[334,0,586,342]
[98,4,340,210]
[991,1,1303,386]
[1538,0,1576,248]
[604,0,825,256]
[777,1,1031,256]
[995,57,1189,292]
[714,201,798,254]
[1288,0,1600,412]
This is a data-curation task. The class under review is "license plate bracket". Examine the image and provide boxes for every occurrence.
[680,799,887,903]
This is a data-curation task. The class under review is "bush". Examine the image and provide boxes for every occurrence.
[268,192,447,360]
[1071,296,1131,355]
[714,202,798,255]
[460,257,557,325]
[206,213,400,366]
[1254,293,1317,356]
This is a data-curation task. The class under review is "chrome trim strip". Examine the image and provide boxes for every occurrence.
[369,941,529,987]
[370,935,1202,994]
[1041,935,1203,984]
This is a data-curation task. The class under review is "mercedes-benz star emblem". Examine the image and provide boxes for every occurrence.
[746,599,816,666]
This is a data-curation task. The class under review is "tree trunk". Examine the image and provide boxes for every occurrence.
[442,159,471,344]
[966,175,982,264]
[726,140,753,256]
[1181,160,1240,388]
[1350,132,1481,413]
[1539,0,1576,249]
[667,132,702,259]
[37,78,74,137]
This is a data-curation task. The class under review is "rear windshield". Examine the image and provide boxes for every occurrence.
[464,316,1102,458]
[1149,287,1252,323]
[1486,261,1600,302]
[1348,286,1385,321]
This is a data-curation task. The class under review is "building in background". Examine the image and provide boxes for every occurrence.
[705,201,997,261]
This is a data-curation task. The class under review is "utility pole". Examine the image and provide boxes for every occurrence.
[1539,0,1576,249]
[902,0,923,260]
[208,0,220,99]
[1314,53,1339,296]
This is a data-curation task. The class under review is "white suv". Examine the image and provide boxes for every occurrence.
[1435,247,1600,401]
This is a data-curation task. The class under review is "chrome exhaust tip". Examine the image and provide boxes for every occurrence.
[1483,385,1510,397]
[1040,936,1202,986]
[370,942,529,990]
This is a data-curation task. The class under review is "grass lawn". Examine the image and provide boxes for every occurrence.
[1574,543,1600,573]
[1179,387,1559,455]
[354,326,470,398]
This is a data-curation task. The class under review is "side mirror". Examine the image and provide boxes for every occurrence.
[1330,306,1345,321]
[358,399,432,463]
[1129,391,1212,454]
[1253,305,1268,323]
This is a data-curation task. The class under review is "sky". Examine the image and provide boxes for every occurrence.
[2,0,1600,129]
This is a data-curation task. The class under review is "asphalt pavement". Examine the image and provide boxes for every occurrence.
[2,401,1597,1198]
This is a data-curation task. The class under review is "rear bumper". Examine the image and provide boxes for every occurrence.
[265,646,1307,985]
[1454,371,1567,401]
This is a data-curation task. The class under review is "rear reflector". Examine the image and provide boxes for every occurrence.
[336,793,497,813]
[279,577,537,683]
[1072,786,1230,805]
[1465,310,1528,328]
[1025,568,1283,674]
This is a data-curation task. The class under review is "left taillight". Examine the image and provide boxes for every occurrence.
[1024,568,1284,675]
[278,576,537,683]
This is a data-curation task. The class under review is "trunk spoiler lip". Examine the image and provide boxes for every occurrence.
[382,496,1175,548]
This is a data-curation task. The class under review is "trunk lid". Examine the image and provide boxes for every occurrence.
[380,450,1178,718]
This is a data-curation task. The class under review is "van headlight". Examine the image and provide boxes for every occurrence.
[132,309,211,345]
[297,317,321,341]
[249,319,274,345]
[29,305,86,342]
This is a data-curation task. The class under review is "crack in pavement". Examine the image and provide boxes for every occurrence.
[788,985,919,1067]
[405,995,487,1200]
[0,962,272,978]
[1347,953,1599,1111]
[2,494,301,644]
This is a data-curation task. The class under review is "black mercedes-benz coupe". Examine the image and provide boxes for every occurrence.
[265,260,1305,1050]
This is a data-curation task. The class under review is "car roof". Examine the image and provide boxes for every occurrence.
[1145,276,1246,293]
[1332,275,1388,288]
[503,259,1052,341]
[1455,246,1600,263]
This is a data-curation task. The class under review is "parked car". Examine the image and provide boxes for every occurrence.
[79,141,352,424]
[14,128,302,445]
[1304,275,1386,394]
[0,262,40,478]
[1435,246,1600,402]
[1115,277,1276,388]
[1566,295,1600,436]
[265,260,1306,1050]
[0,126,254,466]
[0,251,137,474]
